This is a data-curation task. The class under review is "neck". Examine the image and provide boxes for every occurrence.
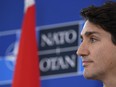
[99,68,116,87]
[102,76,116,87]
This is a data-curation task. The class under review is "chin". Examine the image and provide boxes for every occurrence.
[83,75,92,79]
[83,72,98,80]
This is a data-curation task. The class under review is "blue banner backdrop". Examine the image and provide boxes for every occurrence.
[1,0,114,87]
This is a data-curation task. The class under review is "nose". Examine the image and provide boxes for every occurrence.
[76,43,90,57]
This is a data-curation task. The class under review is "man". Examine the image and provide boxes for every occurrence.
[76,1,116,87]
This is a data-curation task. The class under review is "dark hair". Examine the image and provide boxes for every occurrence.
[81,1,116,45]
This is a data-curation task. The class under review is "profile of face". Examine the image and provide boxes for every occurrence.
[77,21,116,80]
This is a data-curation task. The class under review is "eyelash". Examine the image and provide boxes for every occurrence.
[89,37,97,43]
[81,37,98,43]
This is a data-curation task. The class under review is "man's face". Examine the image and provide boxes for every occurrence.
[77,21,116,80]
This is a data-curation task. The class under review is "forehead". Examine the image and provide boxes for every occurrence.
[81,21,103,36]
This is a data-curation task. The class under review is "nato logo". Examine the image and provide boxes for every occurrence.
[0,30,20,85]
[5,40,19,71]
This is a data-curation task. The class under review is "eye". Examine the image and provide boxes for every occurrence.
[90,37,97,43]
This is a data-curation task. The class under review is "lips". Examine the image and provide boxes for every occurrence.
[82,60,93,67]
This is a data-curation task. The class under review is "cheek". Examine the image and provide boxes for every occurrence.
[91,44,116,70]
[89,49,110,75]
[91,42,111,60]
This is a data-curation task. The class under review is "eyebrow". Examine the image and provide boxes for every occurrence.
[80,31,100,39]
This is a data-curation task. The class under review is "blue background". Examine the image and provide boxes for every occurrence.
[1,0,115,87]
